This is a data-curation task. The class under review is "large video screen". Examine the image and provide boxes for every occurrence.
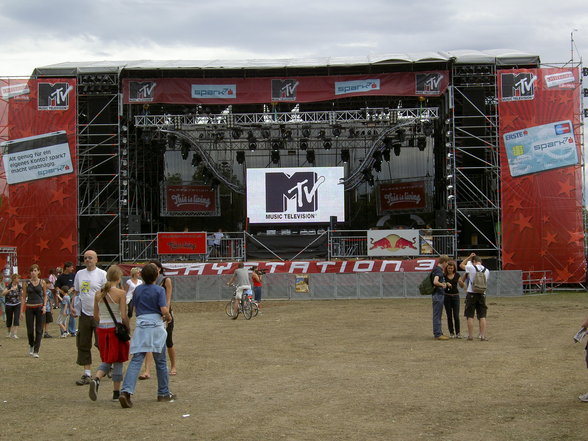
[247,167,345,224]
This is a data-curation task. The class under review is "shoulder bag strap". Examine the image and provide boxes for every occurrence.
[103,294,120,325]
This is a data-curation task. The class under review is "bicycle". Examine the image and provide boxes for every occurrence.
[225,286,258,320]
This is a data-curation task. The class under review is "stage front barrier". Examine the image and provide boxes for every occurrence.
[167,270,523,302]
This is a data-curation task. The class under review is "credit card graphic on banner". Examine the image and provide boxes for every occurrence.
[503,120,578,177]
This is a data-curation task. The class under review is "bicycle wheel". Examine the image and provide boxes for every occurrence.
[225,299,237,318]
[241,299,253,320]
[251,302,259,318]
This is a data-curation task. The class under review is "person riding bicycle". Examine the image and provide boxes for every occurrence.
[226,263,251,320]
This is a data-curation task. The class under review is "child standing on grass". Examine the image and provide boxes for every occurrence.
[58,289,71,337]
[43,286,54,338]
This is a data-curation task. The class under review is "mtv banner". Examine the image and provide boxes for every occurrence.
[247,167,345,224]
[0,78,78,271]
[367,230,419,257]
[498,68,585,283]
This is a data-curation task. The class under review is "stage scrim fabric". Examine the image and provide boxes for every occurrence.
[0,78,78,272]
[498,67,585,283]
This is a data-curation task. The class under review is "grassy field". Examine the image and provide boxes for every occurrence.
[2,293,588,440]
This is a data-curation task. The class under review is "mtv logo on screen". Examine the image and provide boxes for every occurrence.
[265,172,325,213]
[415,73,443,95]
[38,83,72,110]
[129,81,156,102]
[501,73,536,102]
[271,79,299,101]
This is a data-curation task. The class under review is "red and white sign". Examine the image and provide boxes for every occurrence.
[123,71,449,105]
[163,185,219,215]
[377,180,427,213]
[120,259,437,276]
[157,232,207,255]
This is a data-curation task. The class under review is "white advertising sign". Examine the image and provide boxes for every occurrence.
[247,167,345,224]
[367,229,420,256]
[1,131,73,184]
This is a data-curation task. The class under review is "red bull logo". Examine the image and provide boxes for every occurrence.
[370,234,417,252]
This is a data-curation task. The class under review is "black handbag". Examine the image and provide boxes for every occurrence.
[103,295,130,342]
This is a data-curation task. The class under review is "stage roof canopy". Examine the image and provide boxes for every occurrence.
[33,49,540,76]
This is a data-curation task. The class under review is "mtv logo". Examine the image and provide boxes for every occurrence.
[416,73,443,95]
[265,172,325,212]
[271,79,299,101]
[501,73,536,101]
[38,83,72,110]
[129,81,156,102]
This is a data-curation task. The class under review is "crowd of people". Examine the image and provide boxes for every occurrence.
[1,251,177,408]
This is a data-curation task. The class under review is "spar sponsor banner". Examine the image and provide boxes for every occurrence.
[0,78,78,272]
[247,167,345,224]
[367,230,419,257]
[119,258,437,276]
[377,180,427,213]
[123,71,449,104]
[162,184,220,216]
[498,67,585,283]
[157,232,207,255]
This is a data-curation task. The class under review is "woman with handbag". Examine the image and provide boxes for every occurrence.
[88,265,130,402]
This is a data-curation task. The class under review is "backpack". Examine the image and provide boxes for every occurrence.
[418,272,435,295]
[472,265,487,294]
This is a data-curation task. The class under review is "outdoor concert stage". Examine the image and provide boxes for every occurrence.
[0,50,585,284]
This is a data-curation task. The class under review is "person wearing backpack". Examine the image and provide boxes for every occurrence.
[460,253,490,341]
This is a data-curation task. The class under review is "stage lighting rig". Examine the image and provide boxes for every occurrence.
[417,137,427,151]
[373,160,382,173]
[421,121,433,137]
[340,149,350,163]
[396,129,406,142]
[393,143,401,157]
[167,133,177,149]
[323,139,332,150]
[261,129,271,139]
[231,128,243,139]
[271,150,280,164]
[362,169,374,186]
[382,148,391,162]
[191,153,201,166]
[180,141,190,160]
[302,125,312,138]
[300,139,309,151]
[332,125,342,137]
[306,150,315,164]
[249,141,257,151]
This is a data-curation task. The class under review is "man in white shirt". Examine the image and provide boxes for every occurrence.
[73,250,107,385]
[460,253,490,341]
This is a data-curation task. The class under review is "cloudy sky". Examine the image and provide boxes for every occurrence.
[0,0,586,76]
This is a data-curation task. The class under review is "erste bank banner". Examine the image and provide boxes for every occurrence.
[498,67,585,282]
[122,71,449,105]
[247,167,345,224]
[0,78,78,272]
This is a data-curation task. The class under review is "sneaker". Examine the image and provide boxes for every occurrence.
[455,333,463,339]
[579,393,588,402]
[76,374,91,386]
[29,346,34,356]
[119,391,133,408]
[89,378,100,401]
[60,333,67,338]
[43,333,53,338]
[157,393,177,402]
[11,334,18,339]
[467,336,474,341]
[112,390,120,401]
[32,353,40,358]
[449,333,456,339]
[435,335,450,340]
[480,336,489,341]
[6,332,10,338]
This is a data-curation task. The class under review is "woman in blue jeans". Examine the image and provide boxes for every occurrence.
[119,263,176,408]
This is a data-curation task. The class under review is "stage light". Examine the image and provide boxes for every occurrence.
[318,129,326,139]
[393,143,401,157]
[584,88,588,98]
[191,153,201,166]
[302,126,311,138]
[446,174,454,180]
[382,148,391,162]
[447,153,453,159]
[180,141,190,160]
[249,141,257,151]
[323,139,332,150]
[211,178,220,188]
[214,132,225,142]
[306,150,315,164]
[271,150,280,164]
[232,128,243,139]
[261,129,271,139]
[422,121,433,136]
[121,148,128,156]
[362,169,374,186]
[584,109,588,118]
[236,151,246,164]
[300,139,309,150]
[281,128,292,140]
[447,184,454,191]
[447,195,455,201]
[583,67,588,76]
[167,134,177,149]
[417,137,427,151]
[396,129,405,142]
[271,139,283,150]
[373,151,382,162]
[340,149,350,163]
[348,128,357,138]
[407,137,415,147]
[383,137,393,149]
[373,160,382,173]
[332,125,342,137]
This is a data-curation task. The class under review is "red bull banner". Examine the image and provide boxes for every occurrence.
[157,232,207,255]
[162,184,220,216]
[377,180,428,213]
[119,258,437,276]
[367,229,420,256]
[498,67,585,282]
[122,71,449,105]
[0,78,78,273]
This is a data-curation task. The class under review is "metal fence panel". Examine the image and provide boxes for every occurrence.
[381,272,406,298]
[358,272,382,299]
[334,274,358,299]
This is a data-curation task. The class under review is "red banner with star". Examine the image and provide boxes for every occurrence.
[0,78,77,274]
[498,67,585,282]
